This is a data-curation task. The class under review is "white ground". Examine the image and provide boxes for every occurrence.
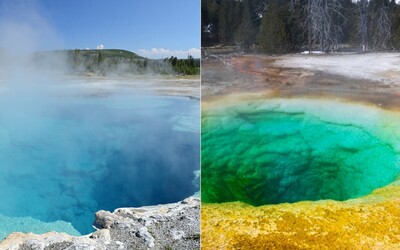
[59,76,200,98]
[274,53,400,85]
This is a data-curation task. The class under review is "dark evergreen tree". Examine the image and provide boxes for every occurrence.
[98,51,104,65]
[234,0,257,49]
[286,0,306,51]
[218,0,228,44]
[202,0,219,46]
[257,1,288,53]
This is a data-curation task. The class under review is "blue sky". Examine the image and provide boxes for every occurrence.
[0,0,200,58]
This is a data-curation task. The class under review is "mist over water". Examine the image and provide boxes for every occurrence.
[0,93,199,236]
[0,0,200,238]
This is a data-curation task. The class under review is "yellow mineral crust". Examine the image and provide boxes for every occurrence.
[201,180,400,249]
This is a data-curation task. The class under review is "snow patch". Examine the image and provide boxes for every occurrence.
[301,51,325,55]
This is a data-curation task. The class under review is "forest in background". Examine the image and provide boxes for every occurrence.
[30,49,200,76]
[202,0,400,53]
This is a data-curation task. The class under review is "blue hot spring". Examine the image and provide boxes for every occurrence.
[0,87,200,238]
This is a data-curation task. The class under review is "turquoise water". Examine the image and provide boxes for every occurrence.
[202,98,400,206]
[0,91,200,238]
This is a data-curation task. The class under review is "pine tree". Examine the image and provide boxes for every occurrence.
[257,1,288,53]
[98,51,104,65]
[218,0,228,44]
[286,0,305,51]
[234,0,256,49]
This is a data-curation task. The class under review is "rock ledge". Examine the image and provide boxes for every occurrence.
[0,197,200,250]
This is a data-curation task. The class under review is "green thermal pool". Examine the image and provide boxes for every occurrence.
[201,97,400,206]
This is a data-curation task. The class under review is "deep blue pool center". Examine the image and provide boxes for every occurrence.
[0,90,200,238]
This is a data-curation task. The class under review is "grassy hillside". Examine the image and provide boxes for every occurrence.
[90,49,143,59]
[34,49,199,76]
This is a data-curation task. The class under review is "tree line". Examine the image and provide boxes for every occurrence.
[65,50,199,75]
[202,0,400,53]
[164,55,200,75]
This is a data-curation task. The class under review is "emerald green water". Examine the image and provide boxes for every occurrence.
[202,98,400,205]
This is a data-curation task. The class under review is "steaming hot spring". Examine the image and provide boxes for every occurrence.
[202,96,400,205]
[0,76,200,238]
[201,92,400,248]
[200,53,400,249]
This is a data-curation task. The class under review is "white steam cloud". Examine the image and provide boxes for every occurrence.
[96,44,104,50]
[0,0,62,54]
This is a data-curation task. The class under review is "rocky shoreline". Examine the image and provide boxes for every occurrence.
[0,196,200,250]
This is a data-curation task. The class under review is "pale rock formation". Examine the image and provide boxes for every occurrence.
[0,197,200,250]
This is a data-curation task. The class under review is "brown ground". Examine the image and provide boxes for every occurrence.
[202,54,400,109]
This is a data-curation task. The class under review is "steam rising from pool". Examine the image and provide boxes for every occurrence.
[0,0,200,239]
[202,98,400,206]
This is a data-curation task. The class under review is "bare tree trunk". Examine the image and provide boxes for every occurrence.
[305,0,322,53]
[289,0,300,13]
[356,0,391,51]
[329,0,345,52]
[356,0,368,51]
[308,0,312,53]
[304,0,345,53]
[376,4,391,49]
[289,0,294,12]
